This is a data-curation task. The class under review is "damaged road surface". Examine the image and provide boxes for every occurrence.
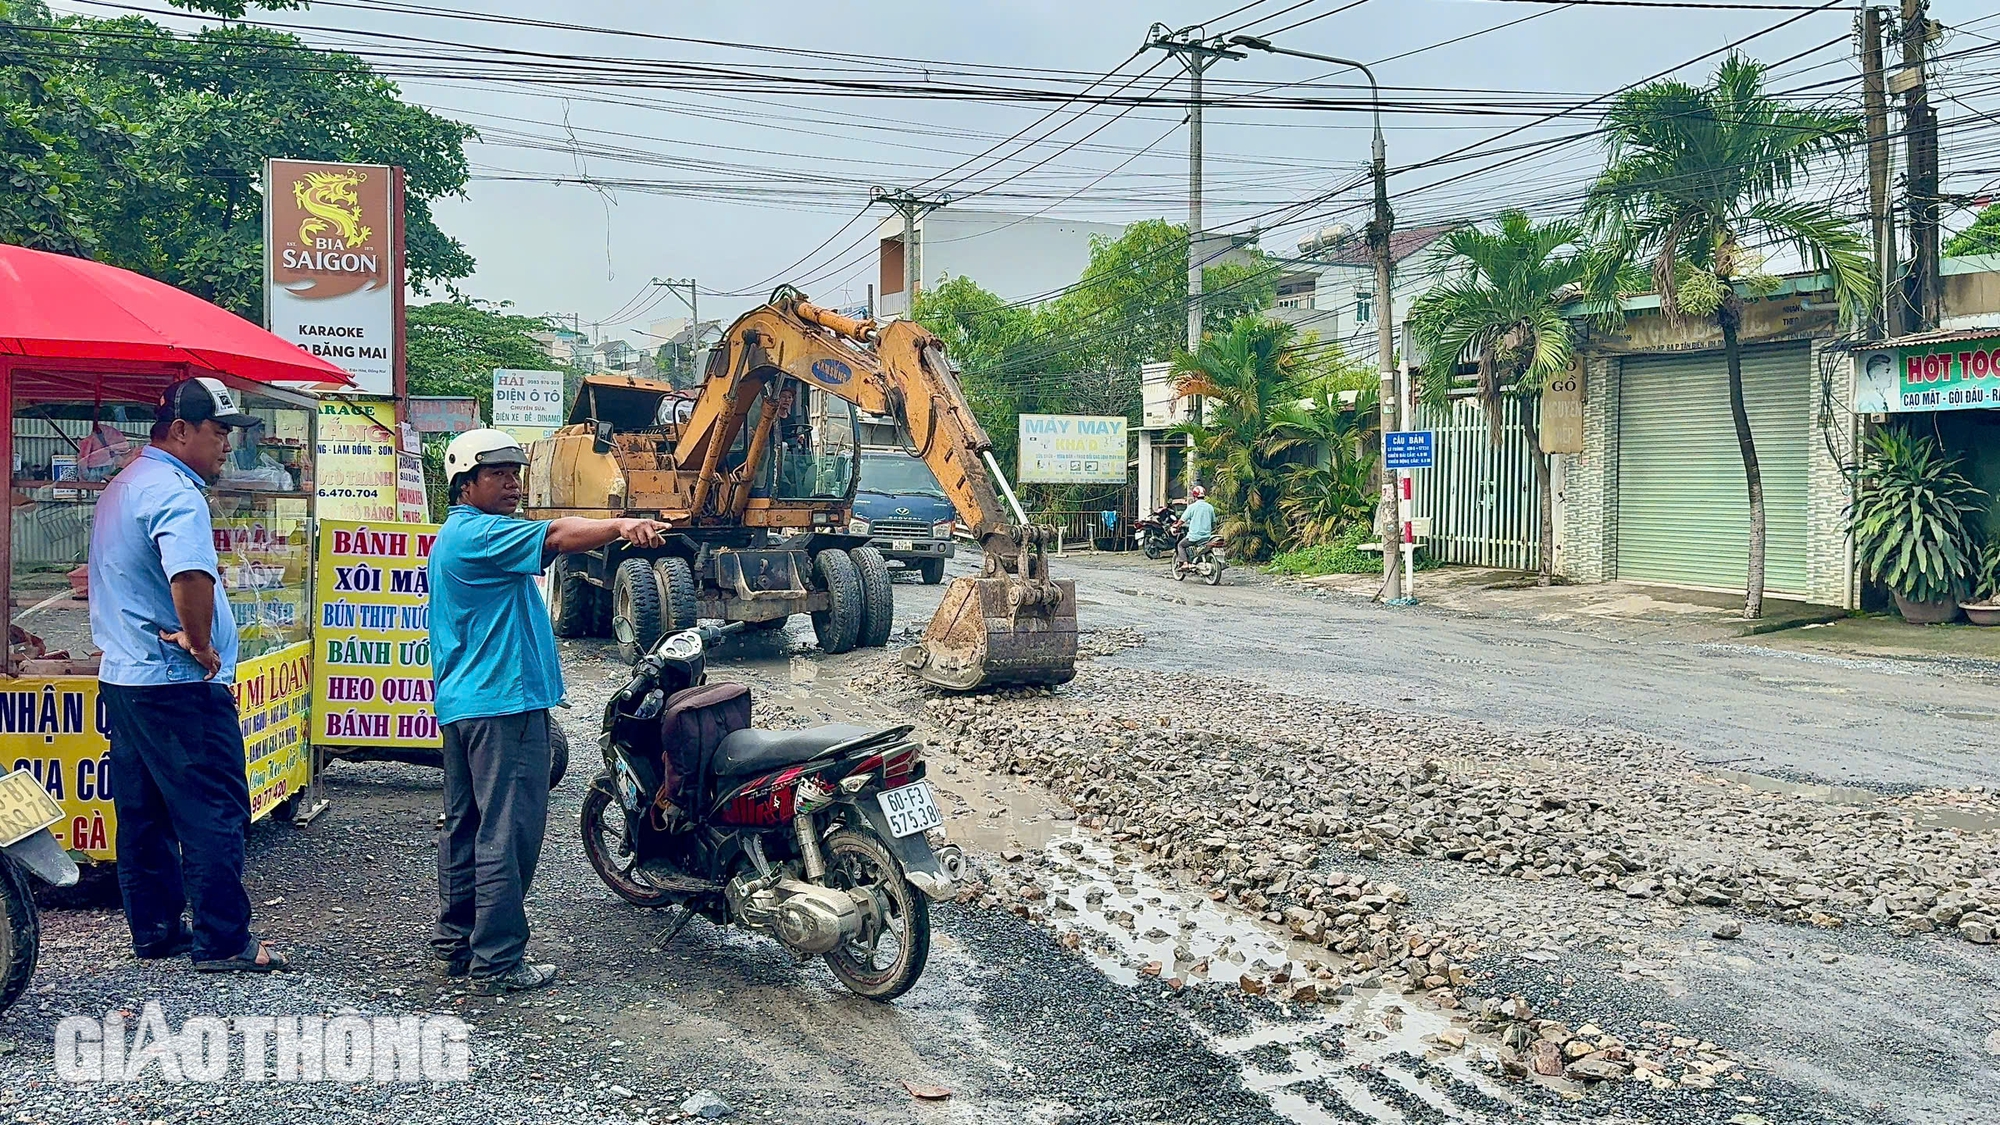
[8,552,1996,1125]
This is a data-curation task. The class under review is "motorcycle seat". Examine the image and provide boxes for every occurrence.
[713,724,880,777]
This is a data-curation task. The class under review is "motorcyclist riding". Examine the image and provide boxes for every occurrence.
[1174,486,1216,574]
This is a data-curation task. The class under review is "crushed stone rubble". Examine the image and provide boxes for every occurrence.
[847,654,2000,1090]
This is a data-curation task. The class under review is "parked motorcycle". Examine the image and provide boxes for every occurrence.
[0,768,81,1014]
[583,618,964,1001]
[1134,503,1182,560]
[1174,531,1227,586]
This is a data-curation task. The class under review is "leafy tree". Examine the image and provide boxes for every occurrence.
[1033,219,1276,377]
[1586,55,1871,618]
[0,1,475,317]
[1168,316,1311,562]
[1406,211,1613,583]
[1946,204,2000,259]
[912,227,1278,505]
[913,276,1045,475]
[406,299,559,420]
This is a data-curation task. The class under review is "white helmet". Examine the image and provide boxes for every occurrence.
[444,428,530,482]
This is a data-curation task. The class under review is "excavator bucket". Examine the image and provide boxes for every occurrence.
[903,574,1078,691]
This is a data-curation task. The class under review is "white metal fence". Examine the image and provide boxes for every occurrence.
[1408,396,1542,572]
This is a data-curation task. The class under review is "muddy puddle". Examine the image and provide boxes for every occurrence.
[700,646,1542,1122]
[1029,833,1533,1124]
[1705,767,2000,834]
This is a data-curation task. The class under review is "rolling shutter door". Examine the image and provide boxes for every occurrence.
[1616,344,1810,595]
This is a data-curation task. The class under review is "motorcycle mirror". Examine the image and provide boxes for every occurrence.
[611,615,636,645]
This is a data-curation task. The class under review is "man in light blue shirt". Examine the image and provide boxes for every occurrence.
[1175,485,1217,572]
[89,377,287,973]
[428,429,665,993]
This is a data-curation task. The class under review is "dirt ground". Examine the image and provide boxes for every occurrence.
[5,554,1995,1124]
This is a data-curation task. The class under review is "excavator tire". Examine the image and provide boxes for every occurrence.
[811,550,863,655]
[614,557,663,665]
[549,555,593,638]
[849,546,894,649]
[653,556,699,633]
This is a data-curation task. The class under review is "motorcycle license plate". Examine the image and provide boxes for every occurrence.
[876,781,942,838]
[891,539,916,552]
[0,768,62,848]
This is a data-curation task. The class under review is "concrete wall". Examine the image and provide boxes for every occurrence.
[1804,338,1859,608]
[875,210,1128,317]
[1557,354,1620,584]
[1267,260,1436,369]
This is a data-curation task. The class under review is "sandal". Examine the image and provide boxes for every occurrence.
[194,937,292,973]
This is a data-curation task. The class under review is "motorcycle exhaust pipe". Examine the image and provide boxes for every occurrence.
[934,844,968,882]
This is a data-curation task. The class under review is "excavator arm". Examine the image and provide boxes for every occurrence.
[688,289,1076,689]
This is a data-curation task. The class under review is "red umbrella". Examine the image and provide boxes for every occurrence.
[0,244,354,388]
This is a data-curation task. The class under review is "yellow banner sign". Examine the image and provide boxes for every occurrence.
[316,399,400,523]
[312,519,441,747]
[0,642,314,862]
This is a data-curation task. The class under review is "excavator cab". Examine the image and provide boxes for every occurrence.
[753,385,859,502]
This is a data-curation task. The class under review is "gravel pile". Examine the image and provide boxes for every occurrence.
[882,664,2000,955]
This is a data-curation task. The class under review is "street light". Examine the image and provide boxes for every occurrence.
[1228,33,1407,602]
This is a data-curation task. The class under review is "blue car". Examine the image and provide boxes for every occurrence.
[851,449,956,584]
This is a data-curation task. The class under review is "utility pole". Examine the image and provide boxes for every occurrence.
[1230,33,1402,601]
[1144,24,1244,355]
[1899,0,1940,332]
[870,186,949,317]
[1860,8,1895,339]
[653,277,697,329]
[650,277,701,384]
[1146,24,1242,496]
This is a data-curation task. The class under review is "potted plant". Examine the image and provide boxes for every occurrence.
[1964,540,2000,626]
[1849,431,1986,625]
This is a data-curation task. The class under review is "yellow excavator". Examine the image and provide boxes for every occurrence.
[525,286,1076,690]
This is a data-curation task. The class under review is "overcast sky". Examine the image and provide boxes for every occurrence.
[61,0,2000,342]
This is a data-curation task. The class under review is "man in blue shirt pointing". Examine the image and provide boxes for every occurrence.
[428,428,666,993]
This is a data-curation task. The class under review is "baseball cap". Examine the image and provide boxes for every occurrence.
[158,377,258,429]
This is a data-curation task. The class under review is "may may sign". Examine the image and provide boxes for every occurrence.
[312,520,441,748]
[1018,414,1127,484]
[264,159,405,396]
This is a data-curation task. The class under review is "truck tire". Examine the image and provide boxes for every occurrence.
[917,557,945,585]
[849,546,894,648]
[653,556,699,633]
[589,581,614,637]
[549,555,593,638]
[613,557,664,664]
[811,549,863,655]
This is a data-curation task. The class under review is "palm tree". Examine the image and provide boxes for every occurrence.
[1168,316,1308,562]
[1270,385,1379,548]
[1406,210,1603,585]
[1586,54,1871,617]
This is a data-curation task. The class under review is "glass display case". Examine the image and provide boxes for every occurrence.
[212,388,316,660]
[7,375,319,672]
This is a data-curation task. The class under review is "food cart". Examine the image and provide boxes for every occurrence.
[1,245,352,864]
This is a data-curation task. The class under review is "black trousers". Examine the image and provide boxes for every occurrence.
[101,681,253,963]
[434,710,551,977]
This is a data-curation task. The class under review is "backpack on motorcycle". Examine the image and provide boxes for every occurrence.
[651,682,752,833]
